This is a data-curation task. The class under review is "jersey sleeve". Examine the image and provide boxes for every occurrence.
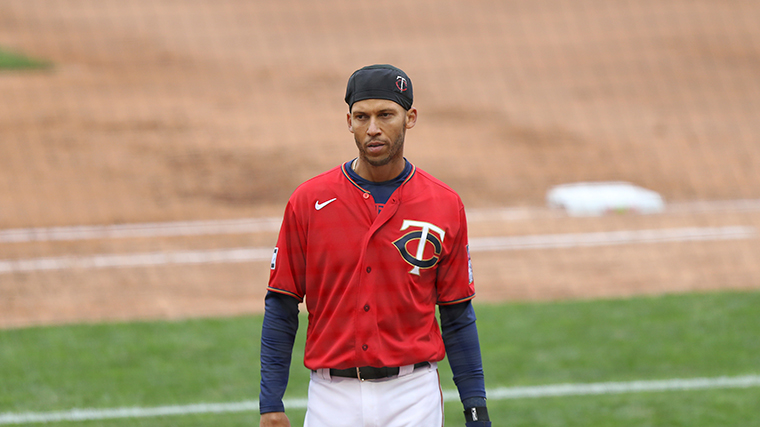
[436,203,476,305]
[267,199,307,301]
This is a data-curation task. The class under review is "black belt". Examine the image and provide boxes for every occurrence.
[327,362,430,380]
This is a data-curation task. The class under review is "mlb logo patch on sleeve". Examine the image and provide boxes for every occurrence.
[270,247,279,270]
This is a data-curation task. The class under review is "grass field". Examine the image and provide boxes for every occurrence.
[0,48,50,70]
[2,290,759,426]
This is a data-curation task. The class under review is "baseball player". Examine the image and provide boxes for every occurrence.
[260,64,490,427]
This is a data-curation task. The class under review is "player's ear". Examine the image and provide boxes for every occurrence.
[405,107,418,129]
[346,112,354,133]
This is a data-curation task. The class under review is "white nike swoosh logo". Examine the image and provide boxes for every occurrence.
[315,198,337,210]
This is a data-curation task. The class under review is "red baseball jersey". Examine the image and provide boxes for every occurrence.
[267,161,475,370]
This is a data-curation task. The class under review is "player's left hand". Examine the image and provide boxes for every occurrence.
[260,412,290,427]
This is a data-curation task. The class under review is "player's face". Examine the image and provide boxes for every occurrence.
[347,99,417,167]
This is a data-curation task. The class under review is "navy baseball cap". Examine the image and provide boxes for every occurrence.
[345,64,413,111]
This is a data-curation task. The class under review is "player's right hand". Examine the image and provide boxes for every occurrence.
[260,411,291,427]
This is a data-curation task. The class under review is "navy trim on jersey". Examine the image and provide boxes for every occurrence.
[342,158,414,208]
[340,163,371,195]
[439,294,477,306]
[266,286,304,302]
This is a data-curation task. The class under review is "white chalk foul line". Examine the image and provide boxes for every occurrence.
[1,375,758,424]
[0,401,277,425]
[474,374,760,400]
[0,226,755,274]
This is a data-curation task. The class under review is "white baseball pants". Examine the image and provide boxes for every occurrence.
[303,362,443,427]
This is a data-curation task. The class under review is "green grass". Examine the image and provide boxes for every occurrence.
[0,48,51,70]
[1,290,759,426]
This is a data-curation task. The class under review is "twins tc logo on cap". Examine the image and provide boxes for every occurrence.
[396,76,408,92]
[344,64,413,110]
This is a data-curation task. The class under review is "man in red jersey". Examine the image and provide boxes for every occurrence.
[260,64,491,427]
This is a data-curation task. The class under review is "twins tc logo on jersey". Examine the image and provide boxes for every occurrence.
[392,220,446,275]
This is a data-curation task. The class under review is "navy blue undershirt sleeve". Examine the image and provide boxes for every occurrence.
[439,300,488,407]
[259,291,300,414]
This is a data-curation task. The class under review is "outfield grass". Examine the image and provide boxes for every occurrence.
[0,48,51,70]
[1,290,759,426]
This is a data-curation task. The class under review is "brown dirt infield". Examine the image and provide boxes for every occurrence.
[1,0,759,328]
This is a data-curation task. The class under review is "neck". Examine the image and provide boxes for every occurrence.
[353,156,405,182]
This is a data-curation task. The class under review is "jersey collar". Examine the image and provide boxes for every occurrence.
[341,159,416,194]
